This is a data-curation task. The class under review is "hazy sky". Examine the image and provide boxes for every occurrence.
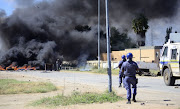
[0,0,45,16]
[0,0,15,15]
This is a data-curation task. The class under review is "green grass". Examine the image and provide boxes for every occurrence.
[31,91,123,107]
[62,68,120,75]
[87,67,119,75]
[65,68,120,75]
[0,79,57,94]
[149,69,160,76]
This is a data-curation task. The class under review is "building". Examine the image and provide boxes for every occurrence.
[87,46,162,68]
[102,46,162,63]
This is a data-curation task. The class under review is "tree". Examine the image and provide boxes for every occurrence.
[132,14,149,46]
[75,25,91,32]
[110,27,136,51]
[165,27,172,43]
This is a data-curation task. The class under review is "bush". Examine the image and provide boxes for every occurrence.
[31,91,123,107]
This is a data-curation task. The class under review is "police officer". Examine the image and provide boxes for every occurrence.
[118,55,126,87]
[121,53,138,104]
[56,59,60,71]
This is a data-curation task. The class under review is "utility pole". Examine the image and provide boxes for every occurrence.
[98,0,101,69]
[105,0,112,92]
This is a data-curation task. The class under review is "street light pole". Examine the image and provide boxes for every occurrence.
[105,0,112,92]
[98,0,101,69]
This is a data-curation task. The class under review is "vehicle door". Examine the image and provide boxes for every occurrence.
[160,46,169,72]
[170,47,179,76]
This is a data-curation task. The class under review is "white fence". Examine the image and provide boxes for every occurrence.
[87,61,119,69]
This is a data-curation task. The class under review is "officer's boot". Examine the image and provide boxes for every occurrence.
[132,94,136,102]
[118,83,121,87]
[126,99,131,104]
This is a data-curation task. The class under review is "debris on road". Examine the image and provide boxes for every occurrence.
[174,86,179,88]
[141,103,145,105]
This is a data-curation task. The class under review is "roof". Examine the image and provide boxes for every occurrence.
[125,46,162,50]
[170,33,180,43]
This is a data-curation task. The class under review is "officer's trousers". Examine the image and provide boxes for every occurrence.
[119,71,123,84]
[56,64,59,71]
[123,76,137,100]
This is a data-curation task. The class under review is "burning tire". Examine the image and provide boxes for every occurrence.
[163,68,175,86]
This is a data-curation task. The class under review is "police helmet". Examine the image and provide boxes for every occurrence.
[126,53,133,59]
[121,55,126,59]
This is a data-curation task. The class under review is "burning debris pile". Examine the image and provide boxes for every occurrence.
[0,65,5,71]
[0,62,36,71]
[0,0,179,69]
[17,64,36,71]
[5,62,17,70]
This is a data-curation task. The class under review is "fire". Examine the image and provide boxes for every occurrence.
[0,65,5,71]
[4,62,36,71]
[17,64,28,71]
[17,64,36,71]
[26,66,36,70]
[6,62,18,70]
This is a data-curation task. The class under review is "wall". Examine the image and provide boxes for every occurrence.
[101,46,162,64]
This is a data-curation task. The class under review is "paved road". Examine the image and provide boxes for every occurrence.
[7,70,180,93]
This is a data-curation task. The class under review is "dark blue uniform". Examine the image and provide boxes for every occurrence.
[118,59,126,84]
[121,60,138,101]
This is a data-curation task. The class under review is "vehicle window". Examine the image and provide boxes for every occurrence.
[171,49,177,60]
[162,47,168,57]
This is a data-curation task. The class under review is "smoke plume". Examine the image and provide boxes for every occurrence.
[0,0,179,67]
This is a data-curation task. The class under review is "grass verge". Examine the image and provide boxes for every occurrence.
[90,68,119,75]
[0,79,57,94]
[149,69,160,76]
[64,67,119,75]
[31,91,123,107]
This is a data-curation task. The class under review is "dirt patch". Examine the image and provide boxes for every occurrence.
[0,71,179,109]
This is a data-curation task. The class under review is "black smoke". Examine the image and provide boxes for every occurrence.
[0,0,179,67]
[110,0,178,18]
[0,9,6,17]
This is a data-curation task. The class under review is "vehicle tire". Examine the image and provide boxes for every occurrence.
[157,72,161,76]
[163,68,175,86]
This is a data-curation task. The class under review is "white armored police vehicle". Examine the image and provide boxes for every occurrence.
[160,33,180,86]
